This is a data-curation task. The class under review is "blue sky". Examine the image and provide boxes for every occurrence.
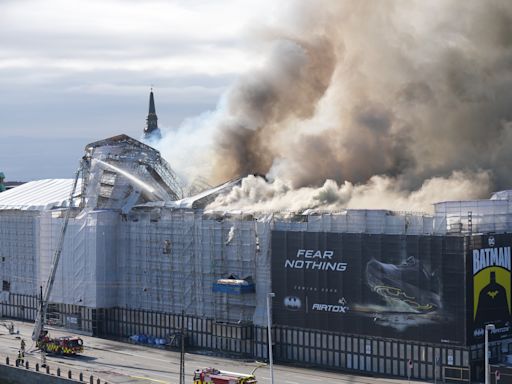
[0,0,274,181]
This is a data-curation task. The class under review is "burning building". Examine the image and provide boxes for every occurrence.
[3,1,512,380]
[1,132,512,382]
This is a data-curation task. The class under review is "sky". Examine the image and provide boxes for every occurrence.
[0,0,273,181]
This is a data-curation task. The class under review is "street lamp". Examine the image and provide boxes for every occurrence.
[266,292,275,384]
[485,324,495,384]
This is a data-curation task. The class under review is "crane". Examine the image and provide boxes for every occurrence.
[31,159,87,355]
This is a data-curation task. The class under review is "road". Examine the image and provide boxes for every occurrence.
[0,320,414,384]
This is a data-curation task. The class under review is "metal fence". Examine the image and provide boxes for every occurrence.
[0,293,37,321]
[1,295,471,381]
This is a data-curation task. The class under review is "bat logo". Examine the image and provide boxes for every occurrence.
[488,236,495,247]
[284,296,302,311]
[488,290,499,299]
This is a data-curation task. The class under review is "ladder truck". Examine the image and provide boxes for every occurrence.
[31,161,85,355]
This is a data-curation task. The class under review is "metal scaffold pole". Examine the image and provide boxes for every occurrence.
[179,309,185,384]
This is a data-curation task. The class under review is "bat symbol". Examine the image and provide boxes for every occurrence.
[284,296,302,311]
[487,290,499,299]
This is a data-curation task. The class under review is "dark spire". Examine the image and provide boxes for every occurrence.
[149,90,156,114]
[144,88,162,140]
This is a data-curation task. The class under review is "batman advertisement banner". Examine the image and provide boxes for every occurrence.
[467,234,512,344]
[271,231,466,344]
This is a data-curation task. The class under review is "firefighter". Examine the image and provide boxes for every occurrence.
[41,350,47,368]
[16,349,24,366]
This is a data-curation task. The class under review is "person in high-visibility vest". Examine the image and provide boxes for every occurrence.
[16,350,24,366]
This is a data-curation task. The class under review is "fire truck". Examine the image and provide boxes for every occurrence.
[36,332,84,355]
[193,368,257,384]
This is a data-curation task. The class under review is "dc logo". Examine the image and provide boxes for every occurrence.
[489,236,495,247]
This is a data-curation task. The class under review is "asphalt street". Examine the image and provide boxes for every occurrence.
[0,320,415,384]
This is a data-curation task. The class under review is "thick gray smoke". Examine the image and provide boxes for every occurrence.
[159,1,512,212]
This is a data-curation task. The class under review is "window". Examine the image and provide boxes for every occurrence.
[2,280,10,292]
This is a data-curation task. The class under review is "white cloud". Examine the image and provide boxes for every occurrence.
[3,0,259,39]
[0,0,272,70]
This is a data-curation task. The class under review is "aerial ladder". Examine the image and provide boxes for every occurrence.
[31,159,87,355]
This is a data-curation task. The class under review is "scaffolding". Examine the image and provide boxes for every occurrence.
[0,211,38,297]
[116,209,258,323]
[434,199,512,234]
[4,133,512,333]
[81,134,184,212]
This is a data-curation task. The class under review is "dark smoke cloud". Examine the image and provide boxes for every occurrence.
[211,34,337,182]
[208,0,512,196]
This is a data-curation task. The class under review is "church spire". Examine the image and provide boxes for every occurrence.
[149,90,156,114]
[144,88,162,140]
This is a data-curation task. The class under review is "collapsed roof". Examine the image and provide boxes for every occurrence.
[0,135,242,213]
[81,134,184,212]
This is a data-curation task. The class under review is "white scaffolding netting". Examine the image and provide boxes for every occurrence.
[434,198,512,234]
[3,132,512,330]
[0,211,38,299]
[272,210,433,235]
[117,210,260,323]
[38,210,119,308]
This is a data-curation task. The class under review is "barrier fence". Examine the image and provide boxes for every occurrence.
[1,294,471,381]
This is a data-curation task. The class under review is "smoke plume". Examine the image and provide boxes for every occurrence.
[159,0,512,212]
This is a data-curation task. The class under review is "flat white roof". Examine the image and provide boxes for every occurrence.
[0,179,81,211]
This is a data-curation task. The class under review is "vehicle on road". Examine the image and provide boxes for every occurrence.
[193,367,257,384]
[36,332,84,355]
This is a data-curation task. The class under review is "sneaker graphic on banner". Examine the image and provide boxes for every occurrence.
[366,257,441,313]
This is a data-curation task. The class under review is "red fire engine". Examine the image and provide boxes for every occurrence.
[193,367,257,384]
[36,331,84,355]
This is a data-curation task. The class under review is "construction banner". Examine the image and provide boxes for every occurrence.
[271,231,466,344]
[467,234,512,344]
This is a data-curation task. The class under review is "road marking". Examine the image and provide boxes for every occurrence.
[87,345,177,364]
[131,375,169,383]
